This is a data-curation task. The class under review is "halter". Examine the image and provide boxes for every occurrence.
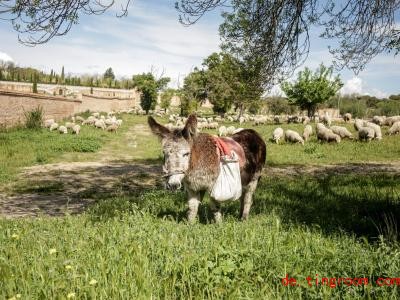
[162,170,186,178]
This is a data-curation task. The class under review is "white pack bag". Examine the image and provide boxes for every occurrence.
[210,151,242,201]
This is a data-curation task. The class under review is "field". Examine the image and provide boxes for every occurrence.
[1,114,400,299]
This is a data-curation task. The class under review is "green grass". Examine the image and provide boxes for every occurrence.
[1,115,400,299]
[1,174,400,299]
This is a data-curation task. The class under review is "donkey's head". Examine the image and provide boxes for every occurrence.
[148,114,198,190]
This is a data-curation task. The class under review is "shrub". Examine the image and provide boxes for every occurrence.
[24,106,44,130]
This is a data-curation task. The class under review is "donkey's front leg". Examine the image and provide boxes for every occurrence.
[240,175,260,221]
[187,189,201,223]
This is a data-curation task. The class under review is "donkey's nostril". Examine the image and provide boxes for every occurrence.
[168,182,181,191]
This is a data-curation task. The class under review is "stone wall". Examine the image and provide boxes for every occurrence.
[77,94,138,113]
[0,90,81,127]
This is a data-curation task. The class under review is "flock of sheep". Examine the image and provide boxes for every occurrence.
[159,111,400,146]
[272,113,400,145]
[43,111,124,135]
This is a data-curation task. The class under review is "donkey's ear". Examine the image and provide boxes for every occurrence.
[182,114,198,140]
[148,116,170,138]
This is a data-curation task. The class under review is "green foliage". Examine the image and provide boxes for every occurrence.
[32,73,38,93]
[133,73,170,114]
[180,68,207,116]
[266,96,298,115]
[282,64,343,117]
[160,88,175,110]
[103,67,115,80]
[24,106,43,129]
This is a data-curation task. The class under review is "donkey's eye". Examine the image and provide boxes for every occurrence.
[183,152,190,157]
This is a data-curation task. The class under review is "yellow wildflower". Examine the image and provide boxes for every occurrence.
[89,279,98,285]
[49,248,57,255]
[11,234,19,239]
[67,292,76,298]
[65,265,72,270]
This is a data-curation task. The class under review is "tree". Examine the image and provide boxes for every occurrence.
[132,73,170,114]
[61,66,65,84]
[104,68,115,80]
[160,88,176,110]
[178,0,400,88]
[32,73,38,93]
[281,64,343,117]
[180,68,208,116]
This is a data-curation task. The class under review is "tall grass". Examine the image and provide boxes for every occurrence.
[24,106,44,129]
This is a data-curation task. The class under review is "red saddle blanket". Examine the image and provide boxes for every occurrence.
[212,136,246,166]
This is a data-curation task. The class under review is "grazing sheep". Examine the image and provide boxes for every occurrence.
[354,118,364,131]
[94,119,106,130]
[343,113,352,123]
[75,116,85,123]
[365,122,382,140]
[302,116,310,125]
[44,119,55,128]
[302,125,313,141]
[358,127,375,141]
[272,127,284,144]
[384,116,400,126]
[388,121,400,135]
[316,123,340,143]
[72,124,81,135]
[254,116,267,125]
[372,116,386,126]
[232,128,244,134]
[58,126,68,134]
[218,126,227,137]
[226,126,236,135]
[207,122,219,129]
[65,122,75,129]
[274,116,280,124]
[314,116,320,123]
[330,125,353,139]
[227,116,234,122]
[92,112,100,118]
[285,129,304,145]
[116,119,123,127]
[238,116,245,124]
[321,112,332,127]
[106,124,118,133]
[49,123,59,131]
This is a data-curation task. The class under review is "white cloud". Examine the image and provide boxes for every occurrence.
[0,51,13,63]
[340,77,362,95]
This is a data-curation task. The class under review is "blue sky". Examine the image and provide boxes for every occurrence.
[0,0,399,97]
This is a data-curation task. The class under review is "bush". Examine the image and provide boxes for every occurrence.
[24,106,44,130]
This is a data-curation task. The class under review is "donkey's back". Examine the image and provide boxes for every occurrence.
[232,129,266,186]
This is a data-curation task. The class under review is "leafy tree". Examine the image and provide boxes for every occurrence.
[160,88,176,110]
[61,66,65,84]
[180,68,207,116]
[32,74,38,93]
[132,73,170,114]
[281,64,343,117]
[179,0,400,86]
[104,67,115,80]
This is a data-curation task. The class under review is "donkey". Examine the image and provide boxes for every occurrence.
[148,114,266,223]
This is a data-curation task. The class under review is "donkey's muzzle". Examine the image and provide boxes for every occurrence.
[166,181,182,191]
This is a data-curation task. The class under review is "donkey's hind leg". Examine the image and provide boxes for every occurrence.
[210,199,222,223]
[240,173,261,221]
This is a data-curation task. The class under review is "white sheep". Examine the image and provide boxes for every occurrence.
[272,127,284,144]
[75,116,85,123]
[365,122,382,140]
[330,125,353,139]
[302,116,310,125]
[226,126,236,135]
[232,128,244,134]
[94,119,106,130]
[354,118,364,131]
[384,116,400,126]
[72,124,81,135]
[238,116,245,124]
[316,123,341,143]
[49,123,59,131]
[58,126,68,134]
[65,122,75,129]
[92,112,100,118]
[372,116,386,126]
[106,124,118,133]
[343,113,352,123]
[321,112,332,127]
[218,126,227,137]
[116,119,123,127]
[44,119,55,128]
[358,127,375,141]
[285,129,304,145]
[388,121,400,135]
[302,125,313,141]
